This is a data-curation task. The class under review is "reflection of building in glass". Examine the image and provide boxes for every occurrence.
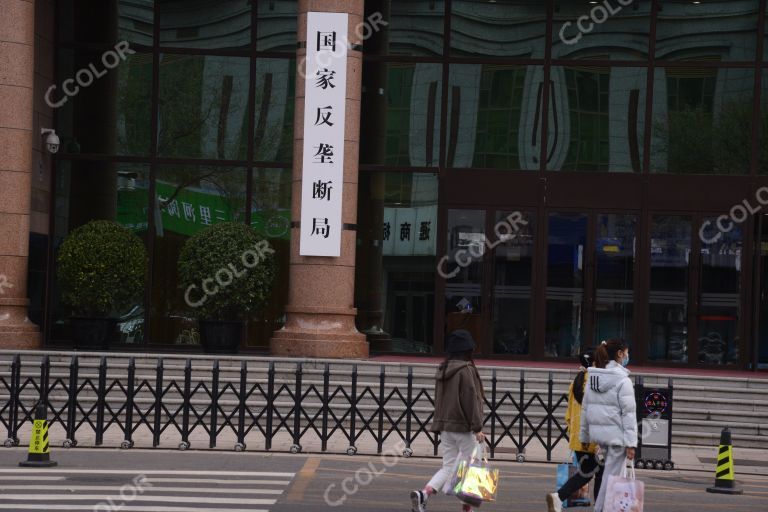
[4,0,768,370]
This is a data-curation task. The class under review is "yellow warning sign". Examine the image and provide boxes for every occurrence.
[28,419,50,455]
[715,444,735,481]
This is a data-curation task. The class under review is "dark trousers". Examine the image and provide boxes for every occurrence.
[557,451,603,502]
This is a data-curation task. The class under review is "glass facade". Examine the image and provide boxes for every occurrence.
[50,0,294,349]
[492,211,535,355]
[648,215,691,363]
[43,0,768,369]
[355,173,438,353]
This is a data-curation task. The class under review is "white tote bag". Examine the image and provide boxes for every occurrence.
[603,458,644,512]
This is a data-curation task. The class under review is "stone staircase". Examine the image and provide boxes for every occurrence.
[1,351,766,451]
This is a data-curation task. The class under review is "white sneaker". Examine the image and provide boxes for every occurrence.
[546,492,563,512]
[410,490,427,512]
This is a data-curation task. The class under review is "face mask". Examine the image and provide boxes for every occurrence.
[621,354,630,367]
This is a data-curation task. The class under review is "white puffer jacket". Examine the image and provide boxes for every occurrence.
[579,361,638,448]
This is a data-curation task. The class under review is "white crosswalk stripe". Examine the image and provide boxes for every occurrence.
[0,486,284,494]
[0,469,295,511]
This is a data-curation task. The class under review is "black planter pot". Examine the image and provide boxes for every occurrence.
[70,317,117,351]
[199,320,243,354]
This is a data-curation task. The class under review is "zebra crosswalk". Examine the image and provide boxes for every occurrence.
[0,469,295,511]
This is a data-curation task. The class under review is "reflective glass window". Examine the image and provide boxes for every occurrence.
[549,66,646,172]
[254,59,295,163]
[546,212,587,358]
[447,64,541,170]
[758,70,768,174]
[355,173,438,353]
[552,0,652,60]
[492,211,535,355]
[50,162,151,345]
[444,210,485,349]
[648,215,691,363]
[451,0,547,58]
[650,67,754,174]
[656,0,758,62]
[157,55,250,160]
[256,0,297,52]
[59,0,154,46]
[158,0,251,50]
[247,168,292,348]
[594,214,637,345]
[698,218,742,365]
[150,166,248,346]
[364,0,446,56]
[758,215,768,367]
[360,63,442,167]
[55,50,153,157]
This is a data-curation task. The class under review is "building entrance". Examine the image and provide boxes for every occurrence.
[756,215,768,369]
[544,212,637,358]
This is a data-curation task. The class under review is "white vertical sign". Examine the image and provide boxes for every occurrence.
[299,12,348,256]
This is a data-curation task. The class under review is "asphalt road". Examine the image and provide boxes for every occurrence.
[0,448,765,511]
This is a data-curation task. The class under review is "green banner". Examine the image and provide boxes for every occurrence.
[116,180,290,240]
[154,181,238,237]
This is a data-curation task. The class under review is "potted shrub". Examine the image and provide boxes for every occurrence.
[178,222,276,354]
[57,220,148,350]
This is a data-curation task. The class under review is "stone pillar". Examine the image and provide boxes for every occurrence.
[270,0,368,358]
[0,0,42,349]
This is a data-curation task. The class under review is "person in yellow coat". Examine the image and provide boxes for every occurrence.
[546,350,603,512]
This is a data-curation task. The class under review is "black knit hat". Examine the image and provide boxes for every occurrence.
[445,329,476,354]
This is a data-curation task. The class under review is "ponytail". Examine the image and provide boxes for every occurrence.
[594,339,627,368]
[572,348,595,404]
[572,371,586,404]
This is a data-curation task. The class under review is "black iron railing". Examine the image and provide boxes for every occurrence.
[1,355,571,460]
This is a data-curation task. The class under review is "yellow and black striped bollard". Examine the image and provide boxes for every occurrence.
[706,427,741,495]
[19,402,58,467]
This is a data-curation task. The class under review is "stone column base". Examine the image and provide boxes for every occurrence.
[0,298,42,349]
[0,330,42,350]
[271,329,369,359]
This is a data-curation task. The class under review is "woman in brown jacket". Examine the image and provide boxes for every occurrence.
[411,329,486,512]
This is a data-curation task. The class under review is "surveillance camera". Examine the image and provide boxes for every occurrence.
[41,128,60,154]
[45,132,60,154]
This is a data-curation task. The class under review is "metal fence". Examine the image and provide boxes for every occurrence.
[1,355,571,460]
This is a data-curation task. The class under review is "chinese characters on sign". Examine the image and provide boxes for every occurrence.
[382,206,437,256]
[300,12,348,257]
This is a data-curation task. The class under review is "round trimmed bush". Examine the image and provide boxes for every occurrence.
[178,222,276,321]
[57,220,148,317]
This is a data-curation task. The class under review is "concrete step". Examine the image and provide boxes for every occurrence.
[674,407,768,425]
[672,430,768,450]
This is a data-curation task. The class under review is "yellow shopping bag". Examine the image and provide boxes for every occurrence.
[453,443,500,507]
